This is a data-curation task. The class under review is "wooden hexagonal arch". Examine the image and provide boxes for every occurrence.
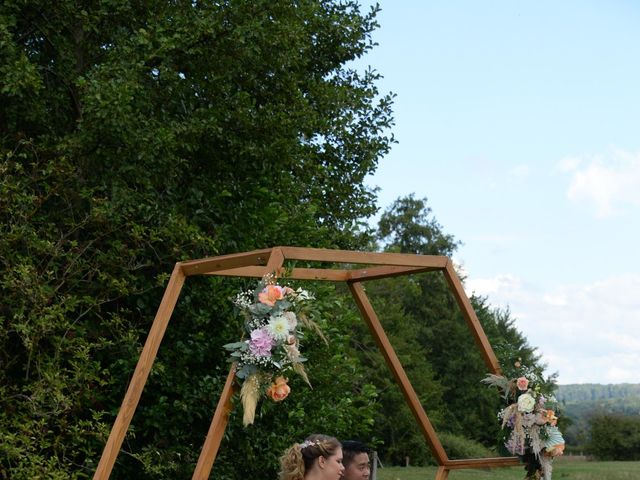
[93,247,519,480]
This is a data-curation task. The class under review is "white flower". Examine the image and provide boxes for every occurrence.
[517,393,536,413]
[267,315,289,341]
[233,290,253,308]
[295,288,314,301]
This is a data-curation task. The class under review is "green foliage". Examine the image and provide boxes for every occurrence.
[1,0,392,477]
[557,383,640,403]
[587,414,640,461]
[557,384,640,448]
[436,432,495,460]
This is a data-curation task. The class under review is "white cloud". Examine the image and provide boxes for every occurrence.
[559,148,640,218]
[464,271,640,384]
[509,164,530,178]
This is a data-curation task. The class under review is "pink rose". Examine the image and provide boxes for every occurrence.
[516,376,529,391]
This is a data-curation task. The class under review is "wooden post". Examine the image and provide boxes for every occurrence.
[442,261,502,374]
[93,264,186,480]
[371,451,379,480]
[348,281,449,465]
[435,466,449,480]
[191,365,237,479]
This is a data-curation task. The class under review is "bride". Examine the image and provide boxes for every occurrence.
[279,434,344,480]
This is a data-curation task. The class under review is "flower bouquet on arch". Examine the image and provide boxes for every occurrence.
[223,274,325,426]
[482,361,565,480]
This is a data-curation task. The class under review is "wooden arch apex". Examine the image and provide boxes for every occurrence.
[93,247,519,480]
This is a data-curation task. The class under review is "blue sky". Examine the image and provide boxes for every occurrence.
[358,1,640,384]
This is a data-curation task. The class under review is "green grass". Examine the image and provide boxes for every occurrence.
[375,458,640,480]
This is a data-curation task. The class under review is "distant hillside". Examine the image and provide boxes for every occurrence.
[557,383,640,402]
[555,384,640,447]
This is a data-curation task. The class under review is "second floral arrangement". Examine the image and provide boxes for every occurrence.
[483,362,565,480]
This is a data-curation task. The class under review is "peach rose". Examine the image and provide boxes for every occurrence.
[267,376,290,402]
[546,443,565,457]
[543,409,558,426]
[258,285,284,306]
[516,376,529,391]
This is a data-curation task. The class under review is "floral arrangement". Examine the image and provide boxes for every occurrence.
[223,275,324,426]
[482,361,565,480]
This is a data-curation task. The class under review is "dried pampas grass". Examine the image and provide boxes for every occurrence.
[240,373,261,426]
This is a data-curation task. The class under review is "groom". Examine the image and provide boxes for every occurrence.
[341,440,371,480]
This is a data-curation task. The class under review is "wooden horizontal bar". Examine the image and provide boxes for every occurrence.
[205,266,351,281]
[286,268,350,281]
[180,249,273,276]
[204,266,269,278]
[348,265,440,282]
[444,457,520,469]
[279,246,448,268]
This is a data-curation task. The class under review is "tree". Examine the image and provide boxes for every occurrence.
[1,1,393,477]
[588,413,640,461]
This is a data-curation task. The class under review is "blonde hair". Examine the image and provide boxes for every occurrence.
[279,434,341,480]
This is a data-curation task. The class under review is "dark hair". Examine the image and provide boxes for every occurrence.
[341,440,370,467]
[279,434,341,480]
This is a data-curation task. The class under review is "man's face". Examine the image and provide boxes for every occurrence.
[342,452,370,480]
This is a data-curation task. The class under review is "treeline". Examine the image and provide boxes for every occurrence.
[557,384,640,459]
[557,384,640,402]
[587,414,640,461]
[1,2,550,478]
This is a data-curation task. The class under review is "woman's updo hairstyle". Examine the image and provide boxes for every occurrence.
[279,433,341,480]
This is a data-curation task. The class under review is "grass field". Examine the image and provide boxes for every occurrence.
[375,458,640,479]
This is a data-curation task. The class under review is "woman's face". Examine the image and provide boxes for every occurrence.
[318,447,345,480]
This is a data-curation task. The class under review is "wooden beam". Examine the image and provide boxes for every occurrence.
[205,266,351,281]
[285,268,350,281]
[435,466,449,480]
[204,266,269,278]
[180,249,273,276]
[442,261,502,374]
[280,246,448,268]
[348,281,449,466]
[192,365,238,479]
[265,247,285,275]
[93,263,186,480]
[348,265,439,282]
